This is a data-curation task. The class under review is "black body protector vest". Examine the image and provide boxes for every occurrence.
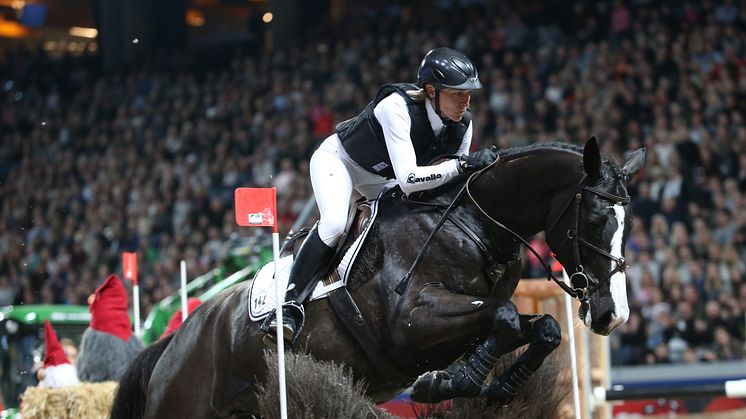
[336,83,471,179]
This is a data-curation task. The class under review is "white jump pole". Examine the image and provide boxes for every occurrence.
[601,331,612,419]
[581,314,593,419]
[563,269,582,419]
[594,379,746,401]
[133,283,141,338]
[180,260,188,321]
[272,226,288,419]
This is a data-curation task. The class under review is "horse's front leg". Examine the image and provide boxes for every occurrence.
[485,313,561,404]
[410,312,561,404]
[408,295,524,403]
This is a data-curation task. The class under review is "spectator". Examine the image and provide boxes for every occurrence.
[0,275,15,306]
[709,326,745,361]
[615,310,647,365]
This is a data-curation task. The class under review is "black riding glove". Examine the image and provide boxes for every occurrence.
[457,147,498,174]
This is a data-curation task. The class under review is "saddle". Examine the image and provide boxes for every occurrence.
[248,197,379,321]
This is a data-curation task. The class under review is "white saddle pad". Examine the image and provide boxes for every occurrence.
[248,255,343,321]
[248,199,380,321]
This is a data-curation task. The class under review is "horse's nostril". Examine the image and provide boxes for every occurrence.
[593,310,613,329]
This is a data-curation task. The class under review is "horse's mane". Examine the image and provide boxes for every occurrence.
[404,142,583,201]
[498,141,624,180]
[497,141,582,159]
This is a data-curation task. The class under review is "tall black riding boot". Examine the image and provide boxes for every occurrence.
[264,229,335,346]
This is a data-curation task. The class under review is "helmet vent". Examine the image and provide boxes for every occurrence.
[432,68,446,82]
[451,57,471,78]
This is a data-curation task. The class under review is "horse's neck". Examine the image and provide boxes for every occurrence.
[470,151,581,238]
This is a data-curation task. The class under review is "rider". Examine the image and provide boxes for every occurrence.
[266,47,498,345]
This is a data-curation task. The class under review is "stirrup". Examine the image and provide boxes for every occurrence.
[261,302,305,348]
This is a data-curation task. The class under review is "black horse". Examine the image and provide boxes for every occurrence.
[111,138,645,418]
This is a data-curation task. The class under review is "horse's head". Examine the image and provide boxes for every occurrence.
[547,138,646,336]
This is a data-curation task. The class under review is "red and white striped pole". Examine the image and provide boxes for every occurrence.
[122,252,140,337]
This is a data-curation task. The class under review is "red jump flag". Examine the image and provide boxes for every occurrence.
[122,252,138,285]
[235,187,278,232]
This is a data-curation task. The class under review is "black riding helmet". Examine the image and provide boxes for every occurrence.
[417,47,482,91]
[417,47,481,123]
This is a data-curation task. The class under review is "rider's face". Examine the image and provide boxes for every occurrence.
[428,87,472,122]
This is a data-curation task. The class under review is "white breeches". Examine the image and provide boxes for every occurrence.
[310,134,397,246]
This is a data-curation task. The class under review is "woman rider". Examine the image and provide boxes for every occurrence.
[266,47,498,345]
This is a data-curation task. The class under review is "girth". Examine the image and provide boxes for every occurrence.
[325,274,412,387]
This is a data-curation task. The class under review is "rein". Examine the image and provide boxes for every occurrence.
[394,154,631,302]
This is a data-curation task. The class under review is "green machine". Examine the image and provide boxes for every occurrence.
[0,304,90,413]
[140,263,264,344]
[140,234,272,344]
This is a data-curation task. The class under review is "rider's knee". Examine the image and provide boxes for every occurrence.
[533,315,561,352]
[317,219,345,246]
[492,301,520,339]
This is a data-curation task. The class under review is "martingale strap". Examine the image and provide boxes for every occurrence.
[394,185,470,295]
[438,210,512,295]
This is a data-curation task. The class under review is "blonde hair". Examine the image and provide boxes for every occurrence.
[406,87,428,102]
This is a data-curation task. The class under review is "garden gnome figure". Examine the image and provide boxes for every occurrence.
[38,320,80,388]
[76,274,144,382]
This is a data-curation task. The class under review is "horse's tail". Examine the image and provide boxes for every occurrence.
[110,333,175,419]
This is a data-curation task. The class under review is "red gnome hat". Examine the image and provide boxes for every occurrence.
[40,320,79,388]
[161,297,202,338]
[43,320,71,367]
[89,274,132,341]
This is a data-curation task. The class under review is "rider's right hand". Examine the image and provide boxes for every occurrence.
[458,147,498,174]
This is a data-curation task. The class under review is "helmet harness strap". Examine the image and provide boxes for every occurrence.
[430,86,454,125]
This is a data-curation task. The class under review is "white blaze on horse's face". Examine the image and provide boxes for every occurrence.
[607,204,630,329]
[583,204,630,334]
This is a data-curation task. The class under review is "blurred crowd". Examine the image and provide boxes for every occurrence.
[0,0,745,365]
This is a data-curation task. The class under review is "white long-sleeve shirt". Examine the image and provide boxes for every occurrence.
[373,93,472,195]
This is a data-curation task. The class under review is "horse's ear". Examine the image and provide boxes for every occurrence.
[622,148,646,184]
[583,136,601,182]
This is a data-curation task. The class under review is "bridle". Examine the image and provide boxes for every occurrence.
[464,166,631,302]
[394,155,631,302]
[542,175,630,301]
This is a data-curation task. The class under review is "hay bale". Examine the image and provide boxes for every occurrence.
[20,381,118,419]
[257,351,396,419]
[258,347,571,419]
